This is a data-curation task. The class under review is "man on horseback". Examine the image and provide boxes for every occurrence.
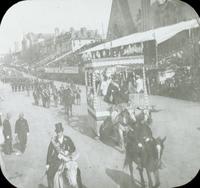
[124,109,166,188]
[137,115,153,171]
[46,123,82,188]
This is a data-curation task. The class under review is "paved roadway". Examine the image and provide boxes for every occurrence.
[0,81,200,188]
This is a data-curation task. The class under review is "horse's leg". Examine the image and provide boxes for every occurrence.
[118,128,125,151]
[64,104,67,114]
[129,162,134,182]
[153,170,160,188]
[146,169,153,188]
[138,168,145,188]
[77,168,83,188]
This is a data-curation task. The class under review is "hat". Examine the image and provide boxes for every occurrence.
[55,123,64,133]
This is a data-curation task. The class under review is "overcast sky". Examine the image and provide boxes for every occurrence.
[0,0,112,54]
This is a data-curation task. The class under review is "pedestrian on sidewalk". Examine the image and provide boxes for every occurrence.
[3,113,13,155]
[76,86,81,105]
[0,113,4,145]
[15,113,29,154]
[53,88,58,107]
[0,112,6,176]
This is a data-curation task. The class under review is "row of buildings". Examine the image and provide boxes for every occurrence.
[2,0,199,74]
[3,27,102,69]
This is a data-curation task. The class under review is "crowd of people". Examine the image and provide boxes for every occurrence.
[87,68,145,108]
[32,79,81,116]
[0,71,167,188]
[153,66,200,101]
[10,78,35,94]
[0,77,83,188]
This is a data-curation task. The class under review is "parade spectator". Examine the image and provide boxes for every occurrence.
[15,113,29,154]
[0,113,4,145]
[33,89,39,105]
[63,87,73,117]
[119,80,129,103]
[88,88,94,107]
[95,72,101,95]
[76,86,81,105]
[105,77,121,104]
[0,113,6,176]
[3,113,13,155]
[53,88,59,107]
[100,76,110,97]
[26,82,30,96]
[136,75,144,107]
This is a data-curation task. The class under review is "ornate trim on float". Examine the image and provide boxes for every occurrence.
[85,56,144,68]
[87,105,110,121]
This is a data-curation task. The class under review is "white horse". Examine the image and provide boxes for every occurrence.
[54,152,80,188]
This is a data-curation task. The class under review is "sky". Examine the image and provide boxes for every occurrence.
[0,0,113,54]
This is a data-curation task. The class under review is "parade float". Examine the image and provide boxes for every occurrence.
[81,19,199,137]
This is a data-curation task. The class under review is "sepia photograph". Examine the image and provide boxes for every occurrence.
[0,0,200,188]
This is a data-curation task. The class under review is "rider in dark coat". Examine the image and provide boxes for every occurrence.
[125,111,153,170]
[46,123,82,188]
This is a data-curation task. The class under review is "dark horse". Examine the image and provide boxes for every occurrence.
[124,124,166,188]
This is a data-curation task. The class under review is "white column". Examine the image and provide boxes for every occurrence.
[92,72,97,109]
[85,69,88,95]
[143,66,150,109]
[88,70,92,87]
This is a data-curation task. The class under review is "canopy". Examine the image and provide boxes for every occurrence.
[46,51,73,66]
[81,19,199,54]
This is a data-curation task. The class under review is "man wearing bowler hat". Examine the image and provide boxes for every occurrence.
[46,122,82,188]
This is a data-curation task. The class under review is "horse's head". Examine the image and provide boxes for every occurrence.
[65,161,78,187]
[136,109,152,126]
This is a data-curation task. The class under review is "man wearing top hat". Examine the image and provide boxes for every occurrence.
[46,122,82,188]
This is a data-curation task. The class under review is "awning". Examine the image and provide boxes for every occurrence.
[46,51,73,66]
[81,19,199,54]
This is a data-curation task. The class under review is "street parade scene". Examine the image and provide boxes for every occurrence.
[0,0,200,188]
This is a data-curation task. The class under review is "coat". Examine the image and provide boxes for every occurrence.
[46,135,76,167]
[15,118,29,143]
[3,119,12,140]
[46,135,76,186]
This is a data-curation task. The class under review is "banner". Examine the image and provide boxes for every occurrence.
[45,67,79,74]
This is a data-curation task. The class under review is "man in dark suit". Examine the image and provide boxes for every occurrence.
[63,88,73,117]
[3,113,13,155]
[46,123,82,188]
[15,113,29,154]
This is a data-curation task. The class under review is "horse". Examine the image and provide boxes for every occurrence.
[53,152,81,188]
[124,127,166,188]
[99,107,136,151]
